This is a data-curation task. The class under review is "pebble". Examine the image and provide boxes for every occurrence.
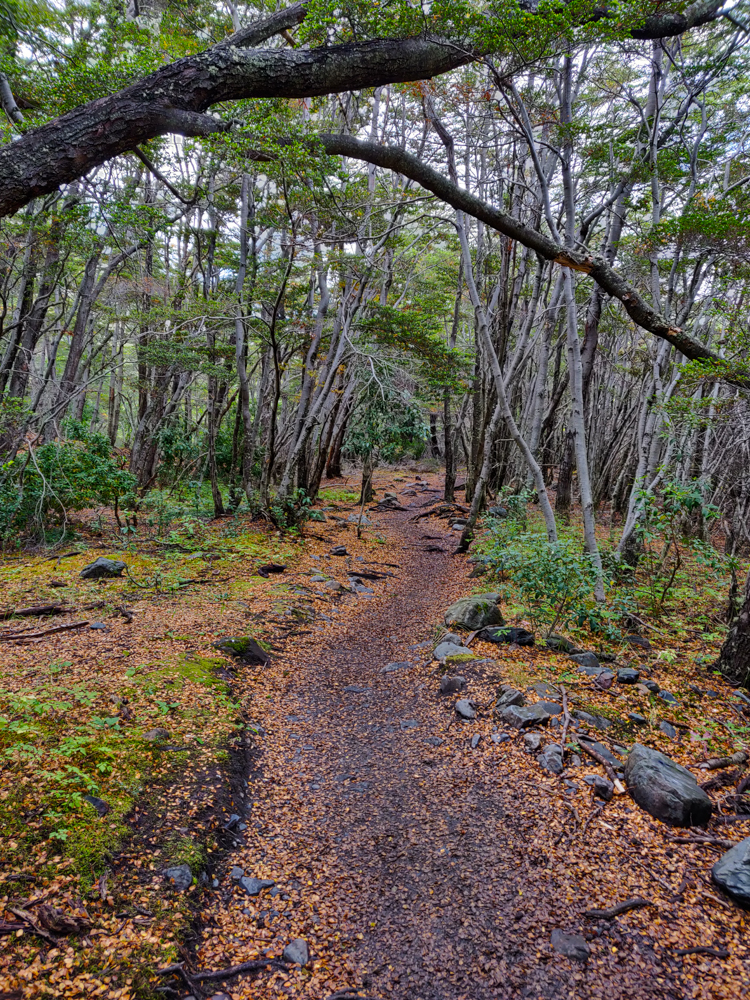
[283,938,309,965]
[230,866,244,880]
[491,733,511,744]
[400,719,419,729]
[344,685,367,693]
[658,691,679,704]
[523,732,543,753]
[628,712,647,725]
[659,720,678,739]
[381,661,411,673]
[470,734,481,749]
[424,736,444,746]
[239,876,275,896]
[164,865,192,891]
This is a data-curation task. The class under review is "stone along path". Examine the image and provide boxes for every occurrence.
[194,498,702,1000]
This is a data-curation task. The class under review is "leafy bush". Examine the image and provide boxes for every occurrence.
[0,424,137,543]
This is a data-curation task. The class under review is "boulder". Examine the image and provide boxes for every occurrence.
[712,837,750,907]
[523,732,542,752]
[455,699,476,720]
[539,743,564,775]
[213,636,270,666]
[617,668,640,684]
[501,704,551,729]
[624,743,712,827]
[478,626,535,646]
[550,929,590,962]
[496,686,525,710]
[569,652,601,671]
[80,557,126,580]
[545,634,578,653]
[439,675,467,695]
[573,710,612,731]
[625,634,652,650]
[444,592,504,630]
[434,641,473,660]
[536,700,563,716]
[659,720,678,740]
[283,938,309,965]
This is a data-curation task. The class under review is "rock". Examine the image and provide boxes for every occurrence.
[659,720,678,740]
[164,865,193,891]
[434,641,473,660]
[628,713,648,726]
[569,652,601,670]
[441,632,464,645]
[532,682,560,698]
[618,668,641,684]
[487,505,508,518]
[143,727,170,742]
[583,774,614,801]
[545,634,578,653]
[325,579,344,591]
[594,671,615,690]
[330,545,347,556]
[578,737,620,768]
[539,743,564,774]
[439,675,467,694]
[537,700,563,716]
[80,557,126,580]
[239,876,275,896]
[400,719,419,729]
[381,661,411,673]
[595,652,617,663]
[455,699,476,720]
[343,685,367,693]
[712,837,750,907]
[283,938,309,965]
[469,564,487,578]
[444,592,504,630]
[213,636,270,666]
[491,733,511,744]
[573,710,612,731]
[643,679,660,694]
[501,704,551,729]
[424,736,444,746]
[478,626,535,646]
[230,866,244,880]
[470,734,481,749]
[658,691,679,705]
[83,794,109,817]
[310,574,327,582]
[550,929,590,962]
[89,622,108,631]
[496,686,525,710]
[625,634,652,650]
[624,743,712,827]
[346,513,371,525]
[524,732,542,752]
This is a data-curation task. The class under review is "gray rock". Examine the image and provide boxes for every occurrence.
[658,691,679,705]
[624,743,712,827]
[578,737,620,767]
[659,720,678,740]
[643,679,660,694]
[545,634,578,653]
[230,866,244,880]
[569,652,601,670]
[550,929,590,962]
[444,592,504,630]
[618,668,641,684]
[439,675,467,695]
[625,634,652,650]
[239,876,275,896]
[479,626,535,646]
[400,719,419,729]
[344,685,367,693]
[524,732,543,752]
[501,704,551,729]
[441,632,464,645]
[712,837,750,907]
[470,734,481,749]
[83,794,109,816]
[310,574,327,583]
[594,671,615,689]
[434,641,473,660]
[164,865,193,891]
[89,622,108,631]
[143,727,170,742]
[491,733,511,744]
[455,699,476,720]
[583,774,614,801]
[539,743,564,775]
[283,938,309,965]
[532,682,560,698]
[424,736,444,746]
[628,713,648,726]
[381,661,411,673]
[325,579,344,591]
[537,701,563,716]
[213,636,270,666]
[80,557,126,580]
[347,514,371,525]
[497,686,525,709]
[573,710,612,731]
[487,505,508,518]
[330,545,347,556]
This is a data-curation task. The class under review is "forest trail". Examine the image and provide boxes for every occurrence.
[195,483,731,1000]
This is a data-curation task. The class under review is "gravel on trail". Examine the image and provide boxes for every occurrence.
[195,475,748,1000]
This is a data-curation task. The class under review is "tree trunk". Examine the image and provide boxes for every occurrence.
[717,568,750,688]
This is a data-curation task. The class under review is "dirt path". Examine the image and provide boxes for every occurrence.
[195,491,742,1000]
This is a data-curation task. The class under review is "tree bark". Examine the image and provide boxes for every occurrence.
[717,568,750,688]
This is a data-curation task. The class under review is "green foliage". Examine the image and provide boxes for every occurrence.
[345,383,426,462]
[0,423,137,543]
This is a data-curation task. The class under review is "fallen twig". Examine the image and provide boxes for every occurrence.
[674,946,729,959]
[559,686,571,765]
[700,750,749,771]
[584,897,650,919]
[0,620,90,642]
[6,906,57,945]
[577,738,617,783]
[665,833,737,849]
[118,605,133,623]
[156,957,286,987]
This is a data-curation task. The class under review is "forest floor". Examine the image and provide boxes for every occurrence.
[0,472,749,1000]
